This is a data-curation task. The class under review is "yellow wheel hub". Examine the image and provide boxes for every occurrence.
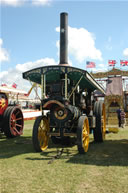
[38,117,50,151]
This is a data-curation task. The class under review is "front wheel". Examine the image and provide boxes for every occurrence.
[77,116,90,154]
[32,116,50,152]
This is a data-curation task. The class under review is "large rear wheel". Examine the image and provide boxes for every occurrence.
[32,116,50,152]
[77,116,90,154]
[3,106,24,138]
[93,101,106,142]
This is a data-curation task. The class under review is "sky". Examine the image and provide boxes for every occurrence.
[0,0,128,93]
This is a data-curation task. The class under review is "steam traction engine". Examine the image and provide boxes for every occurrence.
[23,12,106,154]
[0,89,24,138]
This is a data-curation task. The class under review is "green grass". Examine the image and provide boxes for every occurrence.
[0,121,128,193]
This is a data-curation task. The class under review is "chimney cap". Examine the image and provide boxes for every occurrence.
[60,12,68,16]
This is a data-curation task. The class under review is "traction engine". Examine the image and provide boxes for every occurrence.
[23,12,106,154]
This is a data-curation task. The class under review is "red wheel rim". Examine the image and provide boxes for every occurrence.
[10,108,23,136]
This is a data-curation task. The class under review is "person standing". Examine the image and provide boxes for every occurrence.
[116,108,121,127]
[120,110,126,128]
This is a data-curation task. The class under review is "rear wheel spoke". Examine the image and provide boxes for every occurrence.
[15,124,23,128]
[13,127,21,135]
[15,111,20,116]
[15,117,23,121]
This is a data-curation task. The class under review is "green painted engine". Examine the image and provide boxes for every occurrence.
[23,12,106,154]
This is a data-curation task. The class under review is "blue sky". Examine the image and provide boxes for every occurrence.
[0,0,128,91]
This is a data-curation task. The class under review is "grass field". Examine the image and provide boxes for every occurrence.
[0,120,128,193]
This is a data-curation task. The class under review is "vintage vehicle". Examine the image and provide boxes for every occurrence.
[0,86,24,138]
[23,12,106,153]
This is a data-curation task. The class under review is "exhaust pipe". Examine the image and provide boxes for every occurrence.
[59,12,69,66]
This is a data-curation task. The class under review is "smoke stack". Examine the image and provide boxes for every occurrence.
[59,12,69,66]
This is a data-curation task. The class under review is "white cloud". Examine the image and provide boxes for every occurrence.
[16,57,57,72]
[0,0,52,6]
[0,68,32,96]
[1,57,57,92]
[98,63,109,69]
[56,26,102,63]
[32,0,51,6]
[90,63,108,73]
[0,0,25,7]
[0,38,9,63]
[123,48,128,57]
[0,71,8,79]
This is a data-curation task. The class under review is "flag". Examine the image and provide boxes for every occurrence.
[120,60,128,66]
[86,61,96,68]
[108,60,116,66]
[1,83,7,87]
[12,83,17,88]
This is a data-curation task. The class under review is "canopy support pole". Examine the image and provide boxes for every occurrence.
[65,73,68,99]
[68,75,84,100]
[41,74,45,100]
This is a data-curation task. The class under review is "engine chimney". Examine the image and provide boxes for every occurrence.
[59,12,69,66]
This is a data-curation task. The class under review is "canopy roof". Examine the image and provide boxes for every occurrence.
[23,65,105,93]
